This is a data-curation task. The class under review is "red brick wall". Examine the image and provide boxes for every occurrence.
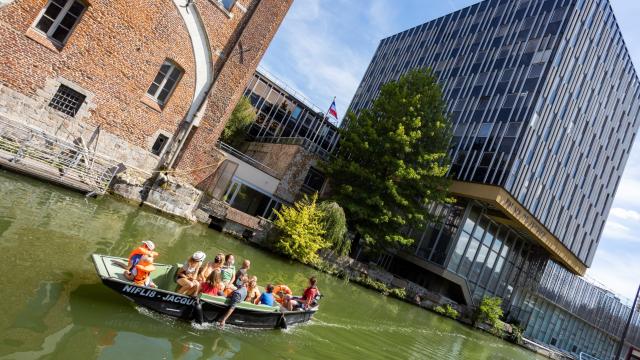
[0,0,292,178]
[0,0,196,150]
[173,0,293,185]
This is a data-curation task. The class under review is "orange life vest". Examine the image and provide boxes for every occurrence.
[272,285,292,304]
[133,260,156,286]
[128,246,159,268]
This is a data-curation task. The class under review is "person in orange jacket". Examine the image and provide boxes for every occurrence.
[125,240,158,280]
[132,254,157,287]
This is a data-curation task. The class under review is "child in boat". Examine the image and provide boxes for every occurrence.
[234,259,250,288]
[221,254,236,289]
[201,268,225,296]
[176,251,205,296]
[245,276,260,303]
[218,275,248,327]
[285,276,319,311]
[132,254,157,288]
[125,240,158,280]
[256,284,275,306]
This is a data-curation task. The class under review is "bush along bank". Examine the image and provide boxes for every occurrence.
[261,196,556,358]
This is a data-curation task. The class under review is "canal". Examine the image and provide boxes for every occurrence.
[0,170,544,360]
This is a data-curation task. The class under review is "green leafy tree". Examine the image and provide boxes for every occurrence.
[220,96,256,147]
[325,68,452,248]
[273,193,329,264]
[476,296,504,334]
[318,201,351,256]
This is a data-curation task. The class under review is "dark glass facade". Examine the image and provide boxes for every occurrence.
[348,0,640,267]
[243,69,340,159]
[348,0,640,358]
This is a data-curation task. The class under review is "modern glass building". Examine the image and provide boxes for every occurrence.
[242,68,340,160]
[348,0,640,358]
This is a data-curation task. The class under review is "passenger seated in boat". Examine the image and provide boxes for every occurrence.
[285,276,319,311]
[200,268,225,296]
[218,275,248,327]
[197,253,223,282]
[257,284,275,306]
[124,240,158,280]
[234,259,250,288]
[132,254,157,288]
[245,276,260,304]
[176,251,205,296]
[221,254,236,289]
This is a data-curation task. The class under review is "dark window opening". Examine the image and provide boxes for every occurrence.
[48,84,86,117]
[302,167,325,194]
[151,134,169,155]
[34,0,86,45]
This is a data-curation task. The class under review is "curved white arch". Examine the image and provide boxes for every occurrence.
[173,0,214,126]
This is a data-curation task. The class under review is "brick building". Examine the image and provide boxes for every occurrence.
[0,0,292,185]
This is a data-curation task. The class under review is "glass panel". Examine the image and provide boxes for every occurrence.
[458,238,479,276]
[60,13,77,29]
[448,231,470,271]
[51,25,70,42]
[44,3,63,20]
[68,1,85,17]
[35,16,54,33]
[157,88,170,103]
[147,83,159,97]
[229,184,271,217]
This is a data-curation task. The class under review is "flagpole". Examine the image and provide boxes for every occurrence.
[310,96,335,150]
[616,283,640,360]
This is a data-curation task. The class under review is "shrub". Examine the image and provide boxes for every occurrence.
[434,304,459,320]
[389,287,407,300]
[475,296,504,334]
[354,274,390,294]
[505,324,524,344]
[220,96,256,147]
[273,193,329,264]
[318,201,351,256]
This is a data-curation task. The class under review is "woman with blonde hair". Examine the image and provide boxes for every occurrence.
[245,276,261,304]
[176,251,205,296]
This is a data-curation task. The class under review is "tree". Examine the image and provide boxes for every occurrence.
[325,68,452,248]
[318,201,350,256]
[220,96,256,147]
[272,193,329,264]
[475,296,504,334]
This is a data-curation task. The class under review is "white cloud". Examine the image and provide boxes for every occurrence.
[587,248,640,301]
[601,220,636,241]
[610,207,640,221]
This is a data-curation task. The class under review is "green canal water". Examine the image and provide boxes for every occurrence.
[0,170,545,360]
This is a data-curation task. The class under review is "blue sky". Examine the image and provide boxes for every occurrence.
[260,0,640,300]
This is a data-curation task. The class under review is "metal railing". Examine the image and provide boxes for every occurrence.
[0,117,120,194]
[216,141,278,177]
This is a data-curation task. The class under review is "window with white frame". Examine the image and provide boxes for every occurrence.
[146,60,183,106]
[33,0,86,45]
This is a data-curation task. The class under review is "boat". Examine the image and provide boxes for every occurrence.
[91,254,318,329]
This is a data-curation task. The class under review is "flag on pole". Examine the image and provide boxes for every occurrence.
[328,99,338,119]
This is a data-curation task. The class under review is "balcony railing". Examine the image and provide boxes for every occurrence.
[0,117,119,194]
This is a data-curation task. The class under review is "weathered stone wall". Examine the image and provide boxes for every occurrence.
[244,142,300,179]
[244,142,322,203]
[174,0,293,184]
